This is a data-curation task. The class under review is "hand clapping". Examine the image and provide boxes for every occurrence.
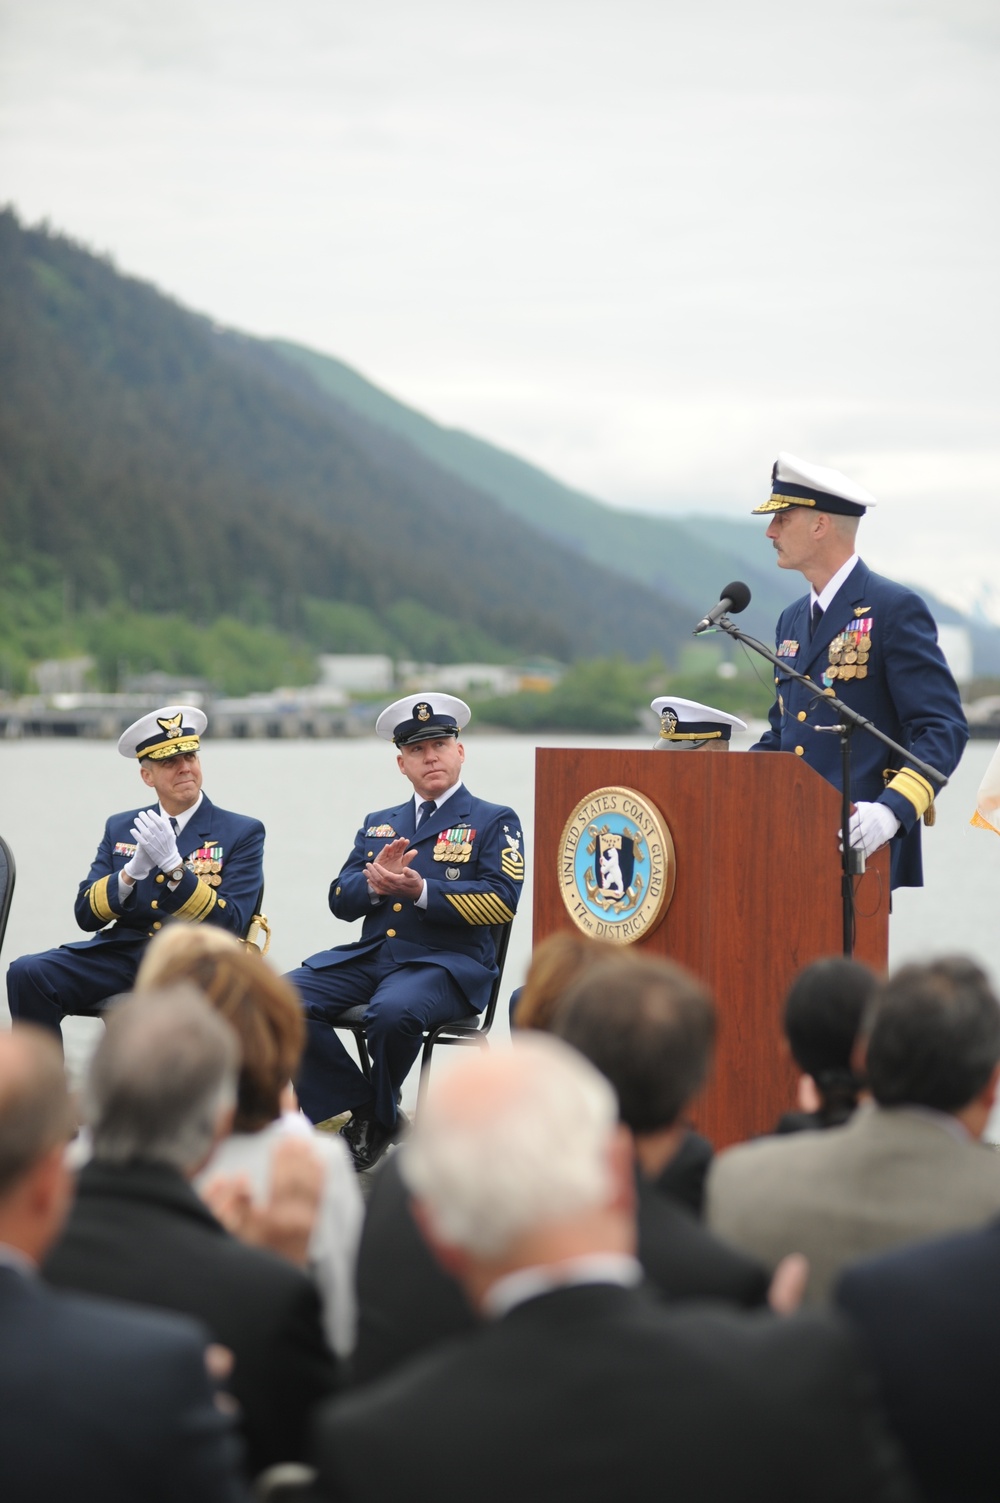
[364,837,424,898]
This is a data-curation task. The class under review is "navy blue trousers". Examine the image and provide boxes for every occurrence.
[287,949,474,1129]
[6,943,143,1043]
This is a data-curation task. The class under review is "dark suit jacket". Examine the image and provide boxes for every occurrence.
[0,1263,248,1503]
[353,1153,768,1385]
[650,1127,713,1216]
[752,560,967,887]
[635,1173,769,1308]
[836,1217,1000,1503]
[43,1160,337,1478]
[302,787,524,1011]
[317,1283,914,1503]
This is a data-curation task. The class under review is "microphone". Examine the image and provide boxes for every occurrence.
[693,581,752,634]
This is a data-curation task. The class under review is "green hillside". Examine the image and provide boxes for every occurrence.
[269,337,795,641]
[4,209,996,702]
[0,210,698,692]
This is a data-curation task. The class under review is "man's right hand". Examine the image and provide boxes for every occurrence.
[365,838,423,898]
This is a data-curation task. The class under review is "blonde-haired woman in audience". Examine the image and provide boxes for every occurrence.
[135,925,363,1358]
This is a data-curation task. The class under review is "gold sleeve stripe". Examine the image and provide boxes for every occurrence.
[174,881,218,923]
[87,877,115,924]
[446,892,516,926]
[467,892,515,925]
[459,892,495,924]
[886,767,935,818]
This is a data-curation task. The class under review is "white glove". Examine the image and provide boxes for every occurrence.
[847,801,900,856]
[131,809,183,874]
[122,845,154,883]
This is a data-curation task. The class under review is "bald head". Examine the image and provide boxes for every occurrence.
[401,1035,625,1266]
[0,1028,75,1200]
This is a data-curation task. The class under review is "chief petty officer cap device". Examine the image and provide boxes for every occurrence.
[752,452,878,518]
[376,693,472,747]
[117,704,207,761]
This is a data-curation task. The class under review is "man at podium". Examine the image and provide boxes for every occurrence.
[750,452,967,889]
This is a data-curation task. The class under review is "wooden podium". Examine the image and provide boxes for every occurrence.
[533,748,890,1148]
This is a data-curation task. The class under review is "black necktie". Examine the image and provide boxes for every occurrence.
[416,799,436,829]
[811,602,824,639]
[169,817,179,836]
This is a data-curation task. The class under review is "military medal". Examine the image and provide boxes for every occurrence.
[434,826,476,863]
[187,843,224,883]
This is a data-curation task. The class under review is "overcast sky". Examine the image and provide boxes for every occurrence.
[2,0,998,613]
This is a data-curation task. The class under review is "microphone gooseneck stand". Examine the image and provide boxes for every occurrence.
[705,614,949,956]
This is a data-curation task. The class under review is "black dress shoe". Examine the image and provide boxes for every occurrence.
[341,1112,395,1173]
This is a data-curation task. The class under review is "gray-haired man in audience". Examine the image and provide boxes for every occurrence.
[43,988,337,1480]
[310,1037,913,1503]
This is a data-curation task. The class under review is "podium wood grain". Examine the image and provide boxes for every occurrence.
[533,748,889,1148]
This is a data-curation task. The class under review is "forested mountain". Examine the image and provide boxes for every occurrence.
[0,210,698,688]
[269,337,794,638]
[2,209,996,699]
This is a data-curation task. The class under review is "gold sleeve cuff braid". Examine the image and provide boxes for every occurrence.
[885,766,935,819]
[87,876,115,924]
[174,879,218,922]
[446,891,516,926]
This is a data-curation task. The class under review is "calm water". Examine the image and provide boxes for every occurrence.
[4,731,1000,1122]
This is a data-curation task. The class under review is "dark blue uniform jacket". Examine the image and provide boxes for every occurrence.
[302,786,524,1011]
[69,795,265,947]
[753,559,967,888]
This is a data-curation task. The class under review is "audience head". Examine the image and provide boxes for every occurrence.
[87,986,239,1175]
[512,930,614,1032]
[401,1035,629,1285]
[863,957,1000,1118]
[0,1027,76,1259]
[783,957,875,1126]
[552,953,715,1133]
[135,927,304,1131]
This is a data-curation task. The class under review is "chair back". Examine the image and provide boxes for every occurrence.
[0,835,15,960]
[480,920,513,1030]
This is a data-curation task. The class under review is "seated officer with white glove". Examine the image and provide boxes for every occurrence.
[6,705,265,1041]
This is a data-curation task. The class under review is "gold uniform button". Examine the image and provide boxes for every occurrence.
[335,885,341,895]
[156,873,165,884]
[152,921,162,930]
[794,745,805,757]
[218,899,226,908]
[386,928,396,937]
[367,851,374,858]
[151,901,158,910]
[797,711,807,722]
[393,903,402,912]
